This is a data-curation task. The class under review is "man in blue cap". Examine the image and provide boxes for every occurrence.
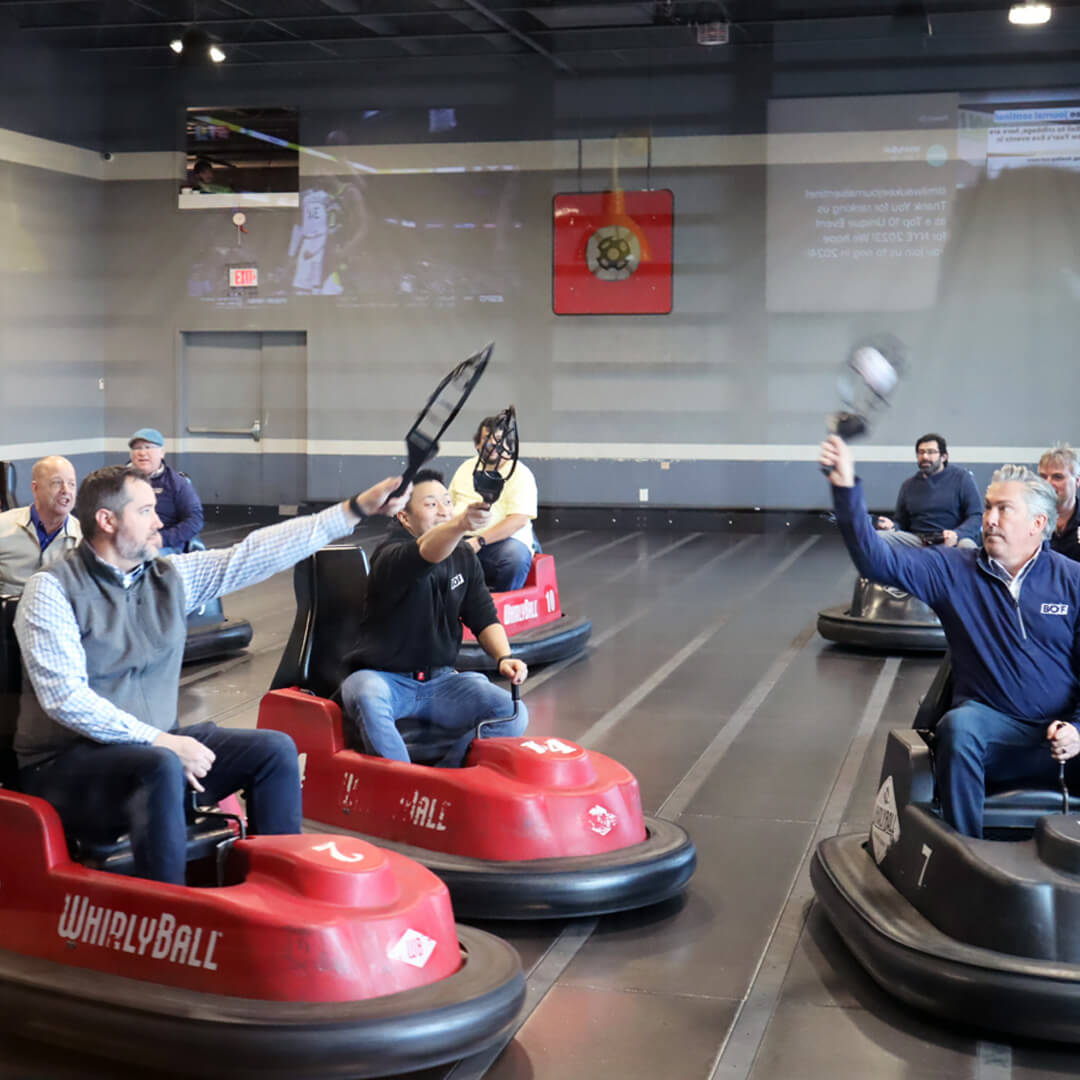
[128,429,204,555]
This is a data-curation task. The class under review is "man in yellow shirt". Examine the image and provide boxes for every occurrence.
[449,416,539,591]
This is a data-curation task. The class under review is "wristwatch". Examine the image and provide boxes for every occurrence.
[347,493,366,519]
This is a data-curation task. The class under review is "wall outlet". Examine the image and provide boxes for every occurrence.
[98,378,105,391]
[639,488,649,502]
[278,504,299,516]
[660,461,671,470]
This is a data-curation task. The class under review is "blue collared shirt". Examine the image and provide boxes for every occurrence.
[29,506,66,552]
[15,503,354,746]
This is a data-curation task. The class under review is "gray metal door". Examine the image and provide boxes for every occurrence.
[180,330,307,506]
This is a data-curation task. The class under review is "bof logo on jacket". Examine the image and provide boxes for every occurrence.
[1041,603,1070,615]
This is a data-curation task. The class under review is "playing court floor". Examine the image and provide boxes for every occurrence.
[6,522,1079,1079]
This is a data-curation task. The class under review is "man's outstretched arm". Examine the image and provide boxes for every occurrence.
[821,436,949,604]
[172,476,408,613]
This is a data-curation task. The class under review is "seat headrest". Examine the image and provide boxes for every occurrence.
[271,544,371,700]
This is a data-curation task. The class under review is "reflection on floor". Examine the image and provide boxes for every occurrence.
[7,523,1080,1078]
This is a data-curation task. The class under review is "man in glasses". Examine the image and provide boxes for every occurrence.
[875,433,981,550]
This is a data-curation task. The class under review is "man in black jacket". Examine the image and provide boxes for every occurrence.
[1039,443,1080,562]
[340,469,528,767]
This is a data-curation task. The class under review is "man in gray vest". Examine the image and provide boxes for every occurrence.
[14,463,408,883]
[0,456,81,594]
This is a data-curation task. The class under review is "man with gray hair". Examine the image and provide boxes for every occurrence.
[1038,442,1080,562]
[0,456,81,594]
[821,435,1080,838]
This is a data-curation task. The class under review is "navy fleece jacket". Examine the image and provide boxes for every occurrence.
[894,462,982,541]
[835,479,1080,724]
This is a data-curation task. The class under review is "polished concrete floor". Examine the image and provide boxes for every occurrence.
[6,522,1080,1078]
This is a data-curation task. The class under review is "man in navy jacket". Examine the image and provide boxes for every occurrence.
[128,428,204,555]
[821,434,1080,837]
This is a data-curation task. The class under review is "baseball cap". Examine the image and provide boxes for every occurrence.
[129,428,165,448]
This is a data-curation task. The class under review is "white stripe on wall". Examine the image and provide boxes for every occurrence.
[0,437,1057,465]
[0,124,961,181]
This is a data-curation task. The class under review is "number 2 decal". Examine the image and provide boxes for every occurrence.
[917,842,932,887]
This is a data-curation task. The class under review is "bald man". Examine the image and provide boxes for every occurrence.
[0,456,81,594]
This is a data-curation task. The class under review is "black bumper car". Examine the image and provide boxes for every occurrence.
[817,576,945,652]
[0,595,524,1077]
[183,596,253,665]
[811,656,1080,1041]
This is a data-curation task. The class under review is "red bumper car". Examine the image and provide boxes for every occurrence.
[457,553,591,671]
[258,546,696,920]
[0,598,523,1078]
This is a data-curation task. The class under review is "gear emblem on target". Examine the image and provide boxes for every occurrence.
[585,225,641,282]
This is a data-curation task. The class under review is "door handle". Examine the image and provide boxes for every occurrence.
[187,419,262,442]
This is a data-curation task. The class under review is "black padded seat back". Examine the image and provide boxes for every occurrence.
[0,461,15,512]
[914,654,953,732]
[0,596,20,788]
[271,544,371,700]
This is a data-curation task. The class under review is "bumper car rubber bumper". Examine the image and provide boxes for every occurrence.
[816,605,945,652]
[0,924,525,1079]
[457,615,592,672]
[811,833,1080,1042]
[311,814,696,920]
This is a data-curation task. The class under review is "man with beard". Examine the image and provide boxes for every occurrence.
[822,435,1080,839]
[13,463,408,883]
[875,433,981,549]
[1038,443,1080,562]
[0,456,81,594]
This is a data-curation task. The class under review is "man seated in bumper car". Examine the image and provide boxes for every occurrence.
[0,455,81,594]
[1039,441,1080,562]
[128,428,204,556]
[449,416,538,592]
[876,432,981,550]
[340,469,529,767]
[14,464,407,883]
[821,434,1080,838]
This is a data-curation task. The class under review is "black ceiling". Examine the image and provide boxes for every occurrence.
[2,0,1077,75]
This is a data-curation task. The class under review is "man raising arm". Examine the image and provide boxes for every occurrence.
[340,468,528,768]
[15,465,408,883]
[821,434,1080,838]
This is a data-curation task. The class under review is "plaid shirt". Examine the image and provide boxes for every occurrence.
[15,504,353,745]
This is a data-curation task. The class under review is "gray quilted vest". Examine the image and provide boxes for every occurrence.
[15,542,187,768]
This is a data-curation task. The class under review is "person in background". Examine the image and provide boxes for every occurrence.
[1038,442,1080,562]
[0,456,81,594]
[128,429,204,555]
[449,415,539,591]
[876,433,981,549]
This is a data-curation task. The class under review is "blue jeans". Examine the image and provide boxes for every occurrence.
[339,668,528,767]
[934,700,1076,837]
[479,537,533,591]
[21,722,301,884]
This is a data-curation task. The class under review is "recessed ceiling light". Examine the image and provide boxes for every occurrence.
[1009,2,1052,25]
[209,45,226,63]
[169,38,184,54]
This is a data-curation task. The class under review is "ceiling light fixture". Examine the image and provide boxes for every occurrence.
[169,38,184,54]
[209,45,226,63]
[1008,2,1052,25]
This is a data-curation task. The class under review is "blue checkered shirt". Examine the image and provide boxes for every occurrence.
[15,504,354,745]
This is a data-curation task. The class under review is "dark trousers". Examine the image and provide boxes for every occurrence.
[21,722,301,884]
[934,700,1080,837]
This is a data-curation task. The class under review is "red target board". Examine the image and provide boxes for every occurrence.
[553,189,673,315]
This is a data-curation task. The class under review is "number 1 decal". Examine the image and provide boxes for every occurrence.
[917,842,932,887]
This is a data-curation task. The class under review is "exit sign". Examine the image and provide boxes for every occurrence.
[228,267,258,288]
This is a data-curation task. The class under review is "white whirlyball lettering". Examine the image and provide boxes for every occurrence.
[871,776,901,864]
[57,896,223,970]
[399,790,451,831]
[503,599,538,626]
